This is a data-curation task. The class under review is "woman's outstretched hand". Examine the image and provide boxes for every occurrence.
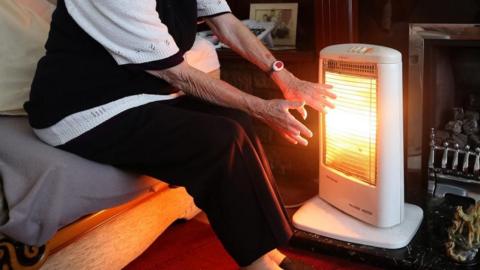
[252,99,313,146]
[272,70,336,119]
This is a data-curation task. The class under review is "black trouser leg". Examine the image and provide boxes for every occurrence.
[58,97,292,266]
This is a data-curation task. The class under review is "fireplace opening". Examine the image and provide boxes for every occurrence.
[426,43,480,147]
[408,24,480,200]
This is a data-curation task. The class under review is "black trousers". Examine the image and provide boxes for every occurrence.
[58,96,293,266]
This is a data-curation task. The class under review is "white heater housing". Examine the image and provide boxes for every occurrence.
[293,44,423,249]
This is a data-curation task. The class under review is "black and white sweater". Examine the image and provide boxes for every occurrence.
[24,0,230,146]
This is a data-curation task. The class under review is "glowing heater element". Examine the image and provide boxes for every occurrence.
[324,72,377,185]
[293,44,423,249]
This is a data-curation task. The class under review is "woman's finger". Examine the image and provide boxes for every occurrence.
[305,94,334,112]
[265,99,312,146]
[322,89,337,100]
[276,101,312,142]
[319,84,336,98]
[282,130,308,146]
[282,101,310,128]
[320,83,333,90]
[296,106,308,120]
[306,98,327,113]
[286,114,313,139]
[312,94,335,109]
[309,83,334,95]
[293,134,309,146]
[282,98,308,120]
[282,133,299,145]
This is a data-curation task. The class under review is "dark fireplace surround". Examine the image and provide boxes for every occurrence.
[408,24,480,200]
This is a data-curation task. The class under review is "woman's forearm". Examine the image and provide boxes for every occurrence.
[206,14,278,74]
[205,14,296,93]
[147,62,263,117]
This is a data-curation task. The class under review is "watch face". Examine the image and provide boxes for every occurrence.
[273,60,284,71]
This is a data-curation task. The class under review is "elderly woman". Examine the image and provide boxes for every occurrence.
[25,0,335,269]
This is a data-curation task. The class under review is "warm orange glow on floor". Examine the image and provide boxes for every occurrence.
[323,71,377,185]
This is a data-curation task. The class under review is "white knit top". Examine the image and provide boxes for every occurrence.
[64,0,230,66]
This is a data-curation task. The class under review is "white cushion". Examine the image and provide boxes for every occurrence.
[16,0,55,23]
[185,36,220,73]
[0,0,53,115]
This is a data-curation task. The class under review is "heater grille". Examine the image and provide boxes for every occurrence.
[323,60,377,77]
[323,62,378,186]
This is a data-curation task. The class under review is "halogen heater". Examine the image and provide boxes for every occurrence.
[293,44,423,249]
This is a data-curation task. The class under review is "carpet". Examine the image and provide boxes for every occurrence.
[124,219,383,270]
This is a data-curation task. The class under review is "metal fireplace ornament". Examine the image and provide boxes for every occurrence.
[293,44,424,249]
[429,126,480,200]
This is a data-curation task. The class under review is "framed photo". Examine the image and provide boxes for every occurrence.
[249,3,299,48]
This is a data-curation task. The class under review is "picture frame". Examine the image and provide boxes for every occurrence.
[249,3,299,48]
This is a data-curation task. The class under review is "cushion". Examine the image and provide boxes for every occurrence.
[185,36,221,73]
[0,0,53,115]
[0,116,159,245]
[16,0,55,22]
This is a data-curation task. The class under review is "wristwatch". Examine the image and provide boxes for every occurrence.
[270,60,284,74]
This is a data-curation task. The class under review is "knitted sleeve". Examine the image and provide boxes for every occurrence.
[64,0,183,70]
[196,0,231,18]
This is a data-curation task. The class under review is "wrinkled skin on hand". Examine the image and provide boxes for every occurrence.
[273,70,336,119]
[254,99,313,146]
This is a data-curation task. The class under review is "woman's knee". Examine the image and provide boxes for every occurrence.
[228,111,255,131]
[214,118,249,146]
[219,111,259,143]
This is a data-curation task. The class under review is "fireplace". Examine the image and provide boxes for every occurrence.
[408,24,480,200]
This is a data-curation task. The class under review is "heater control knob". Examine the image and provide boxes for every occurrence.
[349,46,373,54]
[350,46,372,54]
[360,47,369,54]
[349,46,359,53]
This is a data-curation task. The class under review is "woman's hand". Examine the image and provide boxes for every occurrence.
[272,70,336,119]
[252,99,313,146]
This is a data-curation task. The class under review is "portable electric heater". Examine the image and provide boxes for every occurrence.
[293,44,423,249]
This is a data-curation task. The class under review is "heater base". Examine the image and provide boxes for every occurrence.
[292,197,423,249]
